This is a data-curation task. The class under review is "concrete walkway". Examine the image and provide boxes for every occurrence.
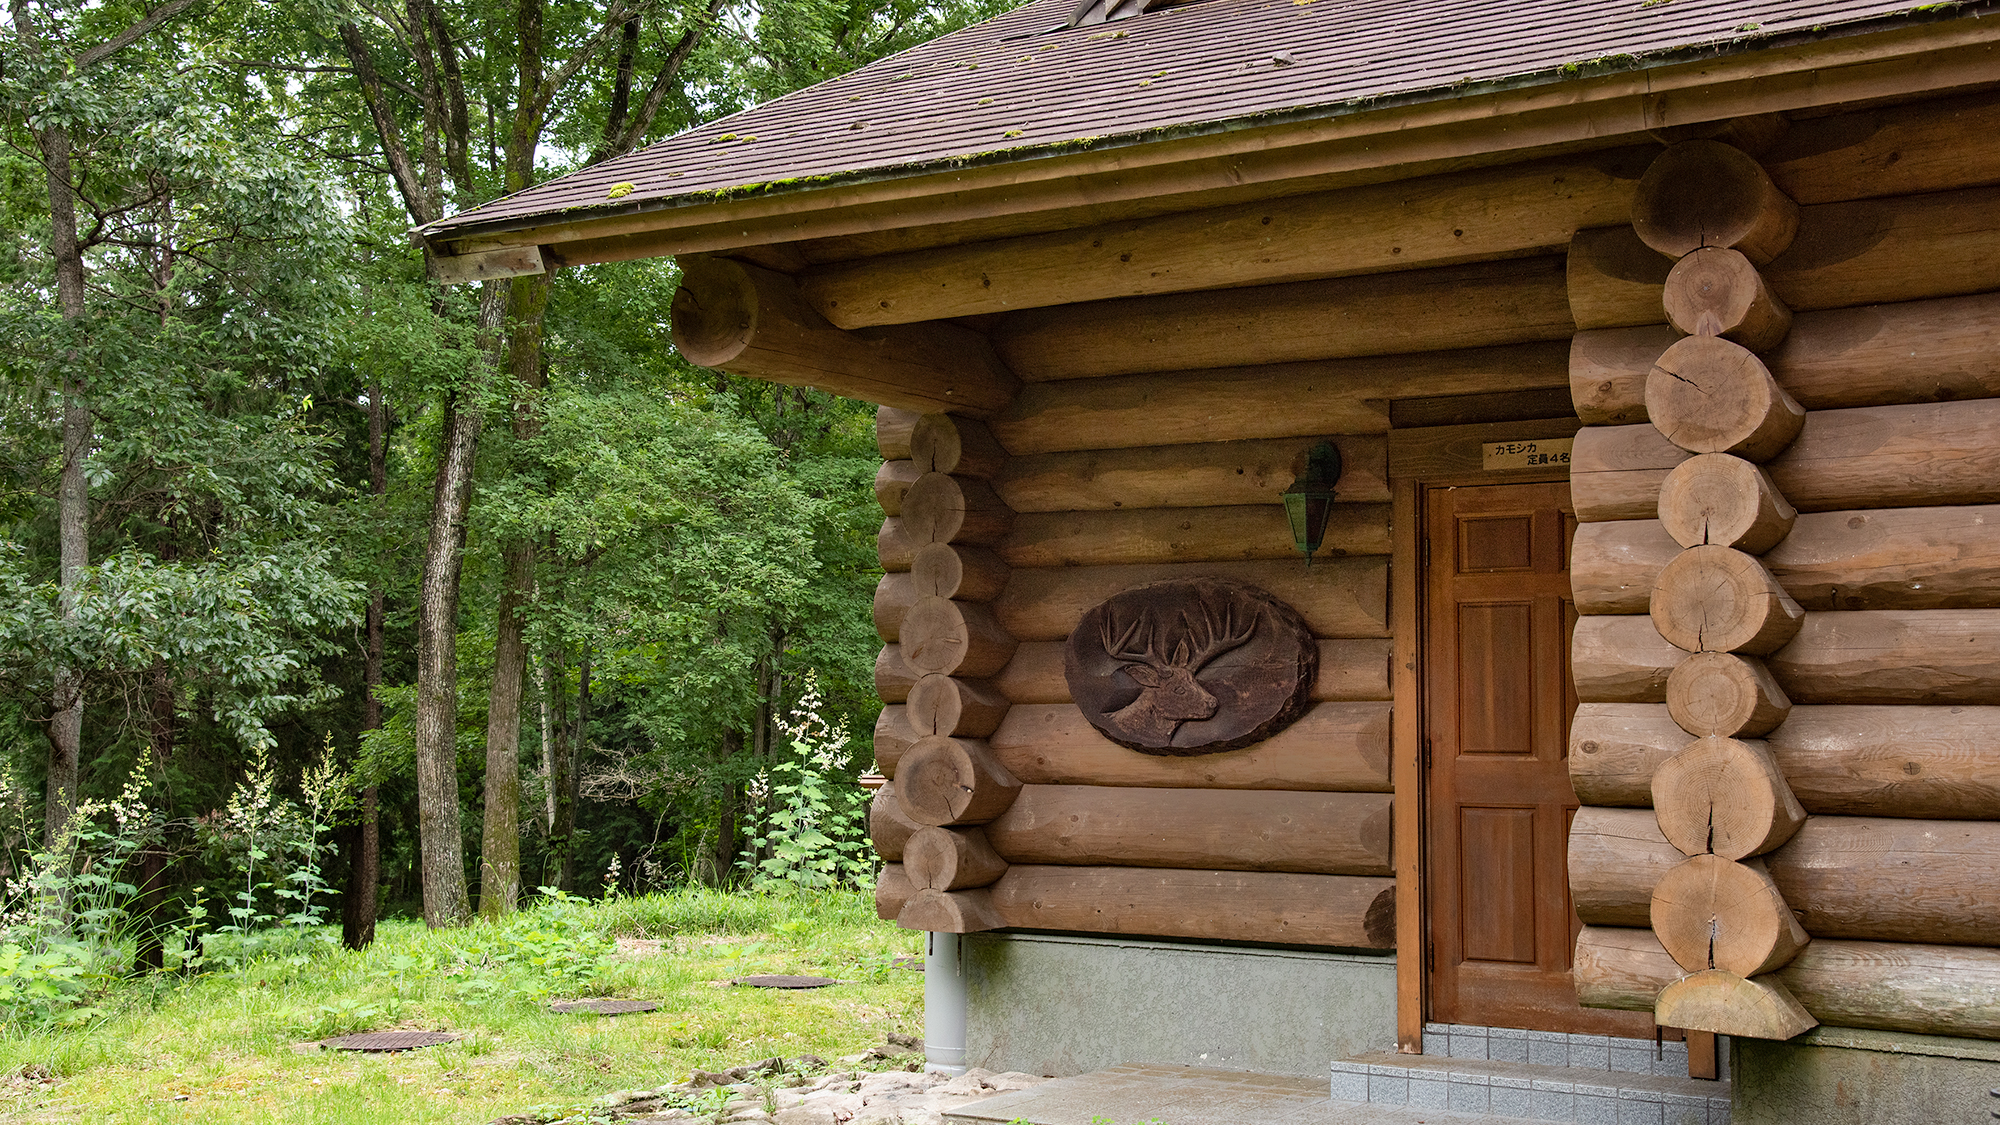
[943,1063,1543,1125]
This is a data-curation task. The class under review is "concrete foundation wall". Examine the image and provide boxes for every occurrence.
[961,932,1396,1079]
[1733,1026,2000,1125]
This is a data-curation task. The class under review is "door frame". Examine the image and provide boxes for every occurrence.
[1391,464,1573,1055]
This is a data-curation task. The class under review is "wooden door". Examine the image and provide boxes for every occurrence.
[1422,481,1649,1035]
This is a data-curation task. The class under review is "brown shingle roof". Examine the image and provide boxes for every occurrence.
[422,0,1991,239]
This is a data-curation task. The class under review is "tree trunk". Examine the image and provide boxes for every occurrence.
[479,540,531,919]
[43,118,86,847]
[344,380,387,950]
[411,285,496,927]
[558,650,588,893]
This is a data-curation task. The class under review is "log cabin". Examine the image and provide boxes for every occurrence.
[418,0,2000,1119]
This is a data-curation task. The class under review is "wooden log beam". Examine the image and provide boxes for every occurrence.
[1767,816,2000,946]
[1662,247,1792,352]
[1633,140,1800,264]
[897,887,1005,933]
[988,865,1396,949]
[910,414,1007,478]
[874,706,915,775]
[895,735,1022,827]
[1573,614,1684,703]
[996,435,1392,510]
[912,543,1010,603]
[1568,508,2000,612]
[800,150,1648,328]
[993,344,1566,454]
[1650,546,1804,655]
[1570,806,1684,928]
[1001,504,1391,568]
[991,257,1573,381]
[1652,855,1811,977]
[875,864,915,920]
[904,826,1008,891]
[1569,291,2000,427]
[1646,337,1803,461]
[873,572,913,641]
[996,558,1388,641]
[989,702,1391,792]
[669,257,1019,416]
[1666,653,1791,739]
[1578,926,2000,1038]
[870,783,924,861]
[1652,738,1805,860]
[875,644,919,703]
[993,638,1394,705]
[1771,609,2000,705]
[902,472,1014,547]
[879,517,913,572]
[1570,808,2000,946]
[1568,186,2000,331]
[984,785,1392,876]
[899,596,1017,678]
[1764,87,2000,205]
[1572,424,1691,523]
[906,674,1009,739]
[874,460,919,515]
[1656,970,1818,1041]
[1658,455,1796,554]
[877,407,920,461]
[1571,702,2000,818]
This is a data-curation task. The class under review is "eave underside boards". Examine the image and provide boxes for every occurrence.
[1567,89,2000,1041]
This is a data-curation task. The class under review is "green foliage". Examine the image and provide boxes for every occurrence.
[739,675,874,893]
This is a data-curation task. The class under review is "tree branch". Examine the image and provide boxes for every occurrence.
[337,22,435,227]
[75,0,200,70]
[598,0,728,164]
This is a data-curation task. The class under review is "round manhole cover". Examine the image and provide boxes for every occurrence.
[733,975,838,989]
[321,1030,459,1052]
[550,999,660,1015]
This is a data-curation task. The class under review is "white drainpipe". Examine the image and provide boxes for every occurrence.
[924,931,968,1075]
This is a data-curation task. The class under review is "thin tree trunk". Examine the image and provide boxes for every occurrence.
[44,119,85,848]
[344,379,387,950]
[559,649,589,893]
[411,284,497,928]
[543,647,572,892]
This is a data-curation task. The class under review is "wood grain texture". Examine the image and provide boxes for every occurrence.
[1568,187,2000,331]
[989,701,1391,792]
[1572,519,1680,615]
[1578,926,2000,1037]
[906,673,1009,738]
[875,460,920,516]
[669,257,1019,416]
[988,865,1396,949]
[1571,424,1692,522]
[984,785,1392,875]
[1651,855,1810,976]
[1650,546,1803,655]
[1767,399,2000,513]
[1571,702,2000,819]
[874,706,915,775]
[873,572,912,641]
[875,644,919,703]
[912,543,1010,602]
[894,735,1022,827]
[1565,291,2000,426]
[1569,806,1685,928]
[911,414,1007,478]
[876,407,920,461]
[878,517,913,571]
[1659,454,1797,553]
[801,150,1646,327]
[1655,970,1818,1041]
[1666,652,1791,739]
[992,257,1574,381]
[1572,614,1685,703]
[897,887,1005,933]
[875,864,914,920]
[1767,816,2000,946]
[900,596,1017,678]
[902,472,1015,547]
[993,638,1393,704]
[1771,610,2000,704]
[1647,336,1804,462]
[996,557,1388,642]
[869,783,924,862]
[1662,247,1793,351]
[995,435,1391,511]
[1001,503,1390,568]
[1633,140,1799,264]
[1764,87,2000,205]
[904,825,1007,891]
[992,343,1568,451]
[1651,738,1805,860]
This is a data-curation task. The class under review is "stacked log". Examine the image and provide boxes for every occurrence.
[870,408,1022,933]
[1602,138,1816,1040]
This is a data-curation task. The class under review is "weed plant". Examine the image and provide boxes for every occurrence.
[737,675,874,893]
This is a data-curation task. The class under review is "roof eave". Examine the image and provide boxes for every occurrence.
[417,4,2000,277]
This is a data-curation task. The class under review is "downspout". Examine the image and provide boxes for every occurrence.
[924,931,968,1075]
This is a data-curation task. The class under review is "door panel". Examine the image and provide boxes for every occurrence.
[1423,480,1653,1035]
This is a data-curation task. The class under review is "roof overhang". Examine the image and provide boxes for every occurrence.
[418,10,2000,283]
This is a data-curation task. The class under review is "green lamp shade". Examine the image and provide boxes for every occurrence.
[1282,442,1343,561]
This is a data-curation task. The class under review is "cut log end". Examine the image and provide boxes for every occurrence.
[906,673,1011,738]
[668,258,759,367]
[912,542,1010,602]
[1632,140,1801,265]
[869,783,925,861]
[897,887,1006,933]
[911,413,1007,478]
[1662,247,1793,352]
[1655,969,1818,1041]
[895,735,1022,826]
[1657,453,1796,553]
[1650,854,1811,977]
[1647,336,1804,461]
[1650,545,1804,655]
[877,407,922,461]
[875,864,915,921]
[904,825,1008,891]
[1651,735,1806,859]
[1665,652,1792,738]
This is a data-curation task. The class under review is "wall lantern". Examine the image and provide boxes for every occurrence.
[1283,441,1342,566]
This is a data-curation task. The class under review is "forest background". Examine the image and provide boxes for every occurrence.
[0,0,1008,948]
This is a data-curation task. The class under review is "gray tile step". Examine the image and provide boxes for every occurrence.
[1333,1051,1729,1125]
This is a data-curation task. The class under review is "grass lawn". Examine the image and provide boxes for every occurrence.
[0,889,924,1125]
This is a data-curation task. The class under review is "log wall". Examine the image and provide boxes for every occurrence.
[1565,104,2000,1041]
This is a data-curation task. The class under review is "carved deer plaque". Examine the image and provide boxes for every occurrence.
[1063,578,1317,755]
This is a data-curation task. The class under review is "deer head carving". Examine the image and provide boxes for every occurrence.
[1100,601,1257,744]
